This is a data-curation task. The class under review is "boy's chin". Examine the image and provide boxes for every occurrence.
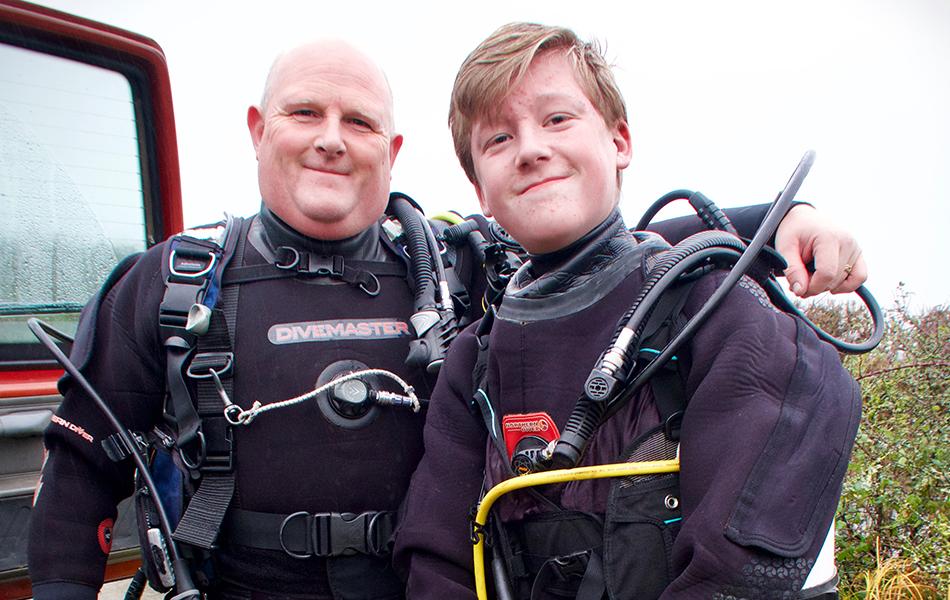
[520,230,585,255]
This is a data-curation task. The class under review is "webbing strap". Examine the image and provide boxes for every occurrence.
[222,255,405,285]
[165,338,199,451]
[575,551,607,600]
[225,508,396,558]
[470,307,508,461]
[172,473,235,549]
[167,219,247,550]
[637,280,696,440]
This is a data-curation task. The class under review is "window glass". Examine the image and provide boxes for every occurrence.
[0,43,146,351]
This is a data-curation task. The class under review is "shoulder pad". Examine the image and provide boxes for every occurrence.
[60,251,143,392]
[178,222,229,246]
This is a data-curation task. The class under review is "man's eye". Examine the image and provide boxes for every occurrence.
[291,110,319,121]
[347,117,372,130]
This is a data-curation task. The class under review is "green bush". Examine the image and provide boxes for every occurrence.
[802,286,948,595]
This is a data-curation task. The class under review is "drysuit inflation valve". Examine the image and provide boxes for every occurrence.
[315,360,381,429]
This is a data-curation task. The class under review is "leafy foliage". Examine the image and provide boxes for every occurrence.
[801,286,948,596]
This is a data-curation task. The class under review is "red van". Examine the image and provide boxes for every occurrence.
[0,1,182,596]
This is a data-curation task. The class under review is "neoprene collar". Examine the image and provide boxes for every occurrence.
[248,204,392,264]
[500,210,667,322]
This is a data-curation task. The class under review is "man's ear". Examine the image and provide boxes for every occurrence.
[613,120,633,171]
[474,181,492,217]
[247,105,265,157]
[389,134,404,170]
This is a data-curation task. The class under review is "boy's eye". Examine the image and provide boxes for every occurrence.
[547,114,571,126]
[487,133,511,148]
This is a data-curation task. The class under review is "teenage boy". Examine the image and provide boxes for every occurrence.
[394,23,858,599]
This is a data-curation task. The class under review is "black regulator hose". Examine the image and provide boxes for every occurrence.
[554,151,887,470]
[28,319,200,598]
[551,242,746,469]
[635,189,738,236]
[585,232,749,403]
[764,280,884,354]
[551,151,818,470]
[388,193,436,312]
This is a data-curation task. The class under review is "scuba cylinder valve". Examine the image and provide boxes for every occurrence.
[442,218,525,311]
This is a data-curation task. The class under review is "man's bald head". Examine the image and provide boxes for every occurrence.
[261,40,396,133]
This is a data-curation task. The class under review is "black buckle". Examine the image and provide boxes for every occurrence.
[304,255,345,278]
[664,410,683,441]
[101,430,146,463]
[186,352,234,379]
[159,281,208,331]
[278,511,392,559]
[199,425,234,474]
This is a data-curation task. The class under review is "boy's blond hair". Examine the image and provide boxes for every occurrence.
[450,22,627,183]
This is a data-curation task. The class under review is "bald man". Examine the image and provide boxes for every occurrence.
[28,41,426,600]
[28,40,866,600]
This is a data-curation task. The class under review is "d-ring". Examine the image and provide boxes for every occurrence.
[279,511,313,559]
[359,273,381,297]
[275,246,301,270]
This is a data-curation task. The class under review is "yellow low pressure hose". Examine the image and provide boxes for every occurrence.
[472,458,680,600]
[431,211,465,225]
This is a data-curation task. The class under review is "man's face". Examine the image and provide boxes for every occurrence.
[248,43,403,240]
[469,51,631,254]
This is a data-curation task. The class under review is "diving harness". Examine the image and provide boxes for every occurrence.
[29,193,468,598]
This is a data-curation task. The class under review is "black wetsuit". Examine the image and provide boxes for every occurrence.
[393,211,860,599]
[27,200,784,599]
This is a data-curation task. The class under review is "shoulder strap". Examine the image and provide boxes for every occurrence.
[469,307,508,461]
[158,216,245,550]
[637,279,696,441]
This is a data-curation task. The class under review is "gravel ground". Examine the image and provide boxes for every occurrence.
[94,579,164,599]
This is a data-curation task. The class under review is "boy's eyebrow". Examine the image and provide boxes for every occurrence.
[530,92,589,110]
[476,92,589,125]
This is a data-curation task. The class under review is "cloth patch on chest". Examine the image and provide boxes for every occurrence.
[502,412,560,457]
[268,318,411,344]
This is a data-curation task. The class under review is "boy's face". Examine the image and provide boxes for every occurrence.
[469,51,632,254]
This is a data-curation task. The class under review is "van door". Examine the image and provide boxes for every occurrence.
[0,1,181,596]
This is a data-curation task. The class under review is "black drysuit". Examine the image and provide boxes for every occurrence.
[393,211,860,599]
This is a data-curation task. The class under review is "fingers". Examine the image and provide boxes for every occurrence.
[806,235,867,296]
[829,252,867,293]
[804,237,841,297]
[772,203,868,297]
[777,238,810,297]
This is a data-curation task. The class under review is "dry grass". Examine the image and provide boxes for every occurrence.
[848,539,946,600]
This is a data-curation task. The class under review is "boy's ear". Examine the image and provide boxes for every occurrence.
[474,181,492,217]
[613,120,633,170]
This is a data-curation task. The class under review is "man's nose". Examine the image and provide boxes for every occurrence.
[515,128,551,168]
[314,117,345,156]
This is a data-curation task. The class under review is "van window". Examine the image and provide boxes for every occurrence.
[0,42,146,361]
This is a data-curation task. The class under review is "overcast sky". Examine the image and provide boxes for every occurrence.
[35,0,950,310]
